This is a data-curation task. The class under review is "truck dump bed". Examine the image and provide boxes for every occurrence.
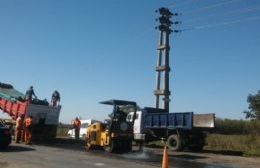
[144,112,193,130]
[0,83,61,140]
[193,113,215,128]
[0,86,27,119]
[143,108,215,130]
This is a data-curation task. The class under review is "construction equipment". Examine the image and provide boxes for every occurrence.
[85,100,137,153]
[128,108,214,151]
[0,82,61,141]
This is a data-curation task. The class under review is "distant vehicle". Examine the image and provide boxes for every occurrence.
[67,119,100,139]
[0,119,12,149]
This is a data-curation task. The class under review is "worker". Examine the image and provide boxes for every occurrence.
[73,117,81,140]
[24,115,33,145]
[25,86,37,103]
[51,90,60,107]
[15,115,23,143]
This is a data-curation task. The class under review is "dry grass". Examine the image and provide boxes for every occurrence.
[205,134,260,156]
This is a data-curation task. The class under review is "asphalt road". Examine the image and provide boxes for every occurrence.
[0,140,259,168]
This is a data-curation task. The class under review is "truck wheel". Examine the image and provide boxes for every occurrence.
[136,141,144,152]
[104,140,116,153]
[167,135,182,151]
[189,143,203,151]
[189,137,204,151]
[0,145,9,150]
[85,142,93,150]
[123,140,132,153]
[85,136,92,150]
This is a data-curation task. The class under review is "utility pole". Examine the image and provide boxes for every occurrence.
[154,7,180,112]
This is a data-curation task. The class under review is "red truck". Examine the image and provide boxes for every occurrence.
[0,82,61,141]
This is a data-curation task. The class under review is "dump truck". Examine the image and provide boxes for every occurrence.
[127,107,215,151]
[0,82,61,141]
[85,100,137,153]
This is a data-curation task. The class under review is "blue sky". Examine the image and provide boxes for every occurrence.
[0,0,259,123]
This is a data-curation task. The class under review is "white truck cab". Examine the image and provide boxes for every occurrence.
[67,119,100,139]
[127,111,145,141]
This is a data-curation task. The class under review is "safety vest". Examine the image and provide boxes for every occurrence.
[16,117,23,128]
[74,120,81,129]
[25,117,32,128]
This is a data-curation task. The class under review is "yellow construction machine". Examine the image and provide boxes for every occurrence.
[85,100,137,153]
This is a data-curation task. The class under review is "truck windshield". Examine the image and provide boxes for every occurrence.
[81,123,89,128]
[118,105,136,114]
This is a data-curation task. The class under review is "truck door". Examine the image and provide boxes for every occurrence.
[133,112,141,134]
[127,112,139,134]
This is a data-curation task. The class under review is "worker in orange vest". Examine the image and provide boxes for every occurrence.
[73,117,81,140]
[24,116,33,145]
[15,115,23,143]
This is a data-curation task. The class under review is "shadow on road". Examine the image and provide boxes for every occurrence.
[169,154,208,160]
[0,144,35,152]
[35,138,85,152]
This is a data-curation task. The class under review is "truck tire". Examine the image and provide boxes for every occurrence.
[104,140,116,153]
[189,137,204,152]
[0,145,9,150]
[85,141,93,150]
[189,143,203,151]
[136,141,144,152]
[167,134,182,151]
[123,140,132,153]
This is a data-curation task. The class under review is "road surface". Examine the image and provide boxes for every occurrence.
[0,140,259,168]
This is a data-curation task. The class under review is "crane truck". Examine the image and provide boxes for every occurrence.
[0,82,61,141]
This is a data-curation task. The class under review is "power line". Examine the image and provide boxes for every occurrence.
[182,15,260,31]
[185,0,242,14]
[168,0,198,9]
[228,6,260,15]
[184,5,260,24]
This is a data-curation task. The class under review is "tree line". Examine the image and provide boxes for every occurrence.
[213,90,260,135]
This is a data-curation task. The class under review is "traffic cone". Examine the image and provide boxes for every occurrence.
[162,145,168,168]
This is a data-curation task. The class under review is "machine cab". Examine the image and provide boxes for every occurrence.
[100,100,137,134]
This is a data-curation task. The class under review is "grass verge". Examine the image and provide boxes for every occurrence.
[205,134,260,157]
